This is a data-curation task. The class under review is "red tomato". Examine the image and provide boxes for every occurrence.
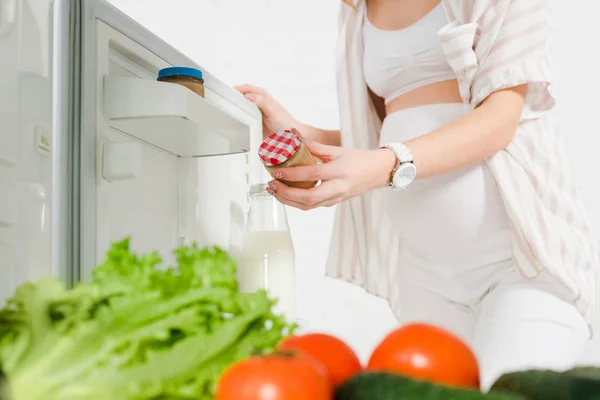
[367,323,480,389]
[279,333,362,387]
[215,352,331,400]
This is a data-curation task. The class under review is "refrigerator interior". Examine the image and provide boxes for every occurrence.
[79,0,263,278]
[0,0,263,303]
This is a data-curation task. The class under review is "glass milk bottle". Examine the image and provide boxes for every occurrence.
[240,184,296,320]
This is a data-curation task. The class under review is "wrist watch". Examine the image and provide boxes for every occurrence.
[379,142,417,190]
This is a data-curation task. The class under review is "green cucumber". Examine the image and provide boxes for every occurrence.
[334,372,525,400]
[491,367,600,400]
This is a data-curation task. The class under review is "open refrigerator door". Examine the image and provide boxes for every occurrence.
[78,0,264,278]
[0,0,264,296]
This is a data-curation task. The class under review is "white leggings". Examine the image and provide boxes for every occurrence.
[394,262,590,391]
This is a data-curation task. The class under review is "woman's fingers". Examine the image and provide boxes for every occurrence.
[275,161,339,182]
[236,84,282,120]
[272,192,339,211]
[235,84,268,97]
[269,179,344,208]
[244,92,268,108]
[300,137,344,160]
[235,84,270,108]
[270,193,313,211]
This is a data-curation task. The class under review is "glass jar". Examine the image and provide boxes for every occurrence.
[157,67,205,98]
[258,128,318,189]
[240,183,296,320]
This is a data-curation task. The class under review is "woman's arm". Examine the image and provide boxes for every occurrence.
[235,84,341,146]
[293,87,384,146]
[292,84,527,183]
[268,84,528,209]
[294,123,341,147]
[405,84,528,180]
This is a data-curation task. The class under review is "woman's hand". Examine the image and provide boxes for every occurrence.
[235,84,298,140]
[236,84,342,146]
[266,138,397,210]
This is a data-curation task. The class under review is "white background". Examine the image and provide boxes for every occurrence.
[107,0,600,363]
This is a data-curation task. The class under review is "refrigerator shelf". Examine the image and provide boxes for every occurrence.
[103,76,251,157]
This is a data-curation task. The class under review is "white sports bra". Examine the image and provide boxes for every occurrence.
[363,4,457,105]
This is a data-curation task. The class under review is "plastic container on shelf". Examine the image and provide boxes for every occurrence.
[157,66,205,98]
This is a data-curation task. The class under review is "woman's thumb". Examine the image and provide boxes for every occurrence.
[245,93,266,108]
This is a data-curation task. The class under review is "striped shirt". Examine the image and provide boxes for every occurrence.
[326,0,599,329]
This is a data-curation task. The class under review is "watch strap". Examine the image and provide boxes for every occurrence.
[380,142,413,163]
[379,142,415,188]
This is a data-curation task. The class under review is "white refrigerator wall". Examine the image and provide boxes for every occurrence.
[0,0,54,303]
[108,0,600,363]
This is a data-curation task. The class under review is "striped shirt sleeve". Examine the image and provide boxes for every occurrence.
[471,0,555,117]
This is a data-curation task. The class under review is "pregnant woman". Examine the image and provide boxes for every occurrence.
[237,0,599,389]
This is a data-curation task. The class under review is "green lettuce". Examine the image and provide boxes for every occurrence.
[0,239,293,399]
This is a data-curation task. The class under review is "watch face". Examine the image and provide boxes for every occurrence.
[393,163,417,189]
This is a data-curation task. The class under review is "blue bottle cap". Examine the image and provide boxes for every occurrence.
[158,67,203,80]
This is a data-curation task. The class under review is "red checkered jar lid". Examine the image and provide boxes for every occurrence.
[258,129,301,166]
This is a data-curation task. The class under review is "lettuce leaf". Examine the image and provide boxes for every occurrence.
[0,238,293,400]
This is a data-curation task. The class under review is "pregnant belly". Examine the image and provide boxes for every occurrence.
[384,164,511,264]
[380,104,512,266]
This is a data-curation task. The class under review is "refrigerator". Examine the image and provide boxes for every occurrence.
[0,0,263,302]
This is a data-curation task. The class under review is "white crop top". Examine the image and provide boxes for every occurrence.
[363,4,457,105]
